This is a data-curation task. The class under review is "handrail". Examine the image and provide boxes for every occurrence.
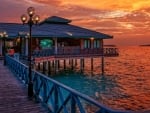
[6,55,130,113]
[32,47,119,57]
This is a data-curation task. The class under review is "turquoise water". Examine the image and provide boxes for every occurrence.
[49,46,150,111]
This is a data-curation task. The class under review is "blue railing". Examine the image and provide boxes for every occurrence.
[6,55,130,113]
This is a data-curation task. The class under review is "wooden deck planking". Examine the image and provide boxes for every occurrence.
[0,61,48,113]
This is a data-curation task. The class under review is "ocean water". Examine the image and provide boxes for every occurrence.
[50,46,150,111]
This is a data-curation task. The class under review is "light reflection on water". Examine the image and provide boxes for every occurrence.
[50,46,150,111]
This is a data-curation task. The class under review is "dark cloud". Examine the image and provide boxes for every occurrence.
[0,0,29,22]
[32,0,62,6]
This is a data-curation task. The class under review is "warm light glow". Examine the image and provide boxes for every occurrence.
[27,7,35,16]
[0,31,8,38]
[90,37,94,40]
[21,7,40,25]
[33,15,40,24]
[3,31,7,35]
[21,14,27,23]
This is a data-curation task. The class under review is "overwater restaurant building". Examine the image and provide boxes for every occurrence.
[0,16,118,58]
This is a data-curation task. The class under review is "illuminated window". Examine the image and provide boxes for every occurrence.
[84,39,90,48]
[94,40,100,48]
[40,39,53,49]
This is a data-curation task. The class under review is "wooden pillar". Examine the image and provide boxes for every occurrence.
[54,60,58,73]
[58,60,60,69]
[90,38,94,49]
[38,62,40,70]
[52,60,55,68]
[101,39,104,75]
[43,61,46,74]
[36,38,39,46]
[54,38,58,55]
[69,59,71,65]
[64,59,66,70]
[82,59,85,68]
[80,39,84,49]
[45,61,48,74]
[91,58,93,71]
[48,61,51,75]
[75,59,77,66]
[80,58,84,73]
[71,59,74,70]
[80,59,82,72]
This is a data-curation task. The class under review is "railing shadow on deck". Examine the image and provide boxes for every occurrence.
[6,55,131,113]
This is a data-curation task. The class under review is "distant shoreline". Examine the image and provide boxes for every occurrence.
[104,45,116,47]
[140,44,150,46]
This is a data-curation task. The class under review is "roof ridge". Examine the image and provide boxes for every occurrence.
[40,16,71,25]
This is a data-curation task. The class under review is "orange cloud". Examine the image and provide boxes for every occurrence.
[31,0,150,11]
[1,0,150,45]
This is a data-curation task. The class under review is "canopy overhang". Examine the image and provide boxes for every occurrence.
[0,16,113,39]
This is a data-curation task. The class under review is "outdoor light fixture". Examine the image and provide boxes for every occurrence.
[0,31,8,66]
[21,7,40,98]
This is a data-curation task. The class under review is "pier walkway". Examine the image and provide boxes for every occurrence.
[0,61,47,113]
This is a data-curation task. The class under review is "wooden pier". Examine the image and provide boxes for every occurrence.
[0,61,48,113]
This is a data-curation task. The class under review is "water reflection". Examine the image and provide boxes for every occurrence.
[44,46,150,111]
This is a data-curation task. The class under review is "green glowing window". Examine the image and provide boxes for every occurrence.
[40,39,53,49]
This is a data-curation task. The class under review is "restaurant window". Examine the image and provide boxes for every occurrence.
[94,40,100,48]
[40,39,53,49]
[84,39,90,48]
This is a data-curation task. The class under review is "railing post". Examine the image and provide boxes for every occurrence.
[71,95,76,113]
[54,85,58,113]
[43,81,47,103]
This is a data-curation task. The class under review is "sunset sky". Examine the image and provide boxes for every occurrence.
[0,0,150,45]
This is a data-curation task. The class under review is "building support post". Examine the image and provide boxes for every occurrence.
[75,59,77,66]
[54,60,58,74]
[54,38,58,55]
[83,59,85,68]
[43,61,45,74]
[71,59,74,70]
[64,59,66,70]
[58,60,60,69]
[48,61,51,75]
[80,58,84,73]
[91,58,93,71]
[38,62,40,70]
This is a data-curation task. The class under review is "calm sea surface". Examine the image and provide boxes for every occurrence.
[50,46,150,111]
